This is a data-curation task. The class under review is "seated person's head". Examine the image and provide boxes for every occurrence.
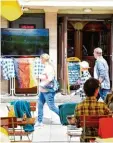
[84,78,100,97]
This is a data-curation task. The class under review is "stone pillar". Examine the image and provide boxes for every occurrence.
[74,30,82,59]
[70,22,83,59]
[44,9,58,77]
[71,22,88,59]
[0,16,8,28]
[0,16,9,95]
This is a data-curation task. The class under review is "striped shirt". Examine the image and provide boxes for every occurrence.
[75,71,91,98]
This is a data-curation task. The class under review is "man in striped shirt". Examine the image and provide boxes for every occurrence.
[74,78,112,142]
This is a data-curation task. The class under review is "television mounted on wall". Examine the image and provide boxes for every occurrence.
[1,28,49,57]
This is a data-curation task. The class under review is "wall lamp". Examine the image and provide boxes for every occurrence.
[83,8,92,13]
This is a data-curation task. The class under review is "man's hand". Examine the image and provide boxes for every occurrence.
[67,115,77,125]
[99,77,103,84]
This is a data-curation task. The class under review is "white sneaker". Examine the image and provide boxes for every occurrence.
[34,122,43,127]
[71,92,76,96]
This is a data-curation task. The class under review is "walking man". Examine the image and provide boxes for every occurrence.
[93,47,110,100]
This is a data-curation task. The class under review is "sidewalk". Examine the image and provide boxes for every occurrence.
[33,102,81,143]
[1,91,82,103]
[0,91,82,143]
[0,102,81,143]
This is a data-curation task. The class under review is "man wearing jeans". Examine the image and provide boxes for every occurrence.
[93,47,110,100]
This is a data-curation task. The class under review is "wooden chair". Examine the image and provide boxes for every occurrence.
[67,115,82,142]
[0,102,36,142]
[0,101,37,142]
[0,117,35,142]
[79,115,102,142]
[67,115,112,142]
[0,117,9,131]
[30,102,36,117]
[67,125,82,143]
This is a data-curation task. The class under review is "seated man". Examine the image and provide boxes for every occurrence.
[68,78,112,142]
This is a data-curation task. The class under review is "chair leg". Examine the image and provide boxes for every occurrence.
[20,126,23,140]
[31,132,34,141]
[67,135,71,143]
[20,135,22,140]
[27,134,30,141]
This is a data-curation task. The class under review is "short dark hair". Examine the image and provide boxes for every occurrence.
[84,78,100,97]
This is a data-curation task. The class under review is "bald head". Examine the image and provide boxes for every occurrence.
[94,48,102,54]
[94,47,102,59]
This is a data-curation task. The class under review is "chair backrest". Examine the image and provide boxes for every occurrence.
[0,117,9,130]
[79,115,111,128]
[30,102,36,112]
[0,117,17,128]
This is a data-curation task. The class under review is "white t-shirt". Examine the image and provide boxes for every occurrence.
[42,63,55,81]
[39,62,55,91]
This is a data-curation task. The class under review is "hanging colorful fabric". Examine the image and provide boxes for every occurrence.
[1,0,23,21]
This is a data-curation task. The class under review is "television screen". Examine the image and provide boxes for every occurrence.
[1,28,49,56]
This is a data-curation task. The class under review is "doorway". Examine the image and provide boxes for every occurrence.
[66,21,111,76]
[58,15,112,93]
[82,21,111,76]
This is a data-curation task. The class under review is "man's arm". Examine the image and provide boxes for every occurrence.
[96,61,106,83]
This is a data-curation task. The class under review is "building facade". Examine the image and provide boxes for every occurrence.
[1,0,113,94]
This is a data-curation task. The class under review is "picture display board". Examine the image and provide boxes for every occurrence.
[67,57,81,94]
[1,28,49,56]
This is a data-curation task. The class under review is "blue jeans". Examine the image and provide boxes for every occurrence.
[99,89,110,100]
[38,92,59,123]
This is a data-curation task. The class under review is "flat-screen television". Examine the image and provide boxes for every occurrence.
[1,28,49,56]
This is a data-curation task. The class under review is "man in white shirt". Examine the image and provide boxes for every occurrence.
[93,47,110,100]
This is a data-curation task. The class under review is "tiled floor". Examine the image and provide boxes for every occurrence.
[0,92,82,143]
[0,93,111,143]
[0,102,81,143]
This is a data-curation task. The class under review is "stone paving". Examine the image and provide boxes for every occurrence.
[0,102,81,143]
[0,91,82,143]
[1,91,81,103]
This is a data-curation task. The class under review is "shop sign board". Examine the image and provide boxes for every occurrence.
[67,57,81,94]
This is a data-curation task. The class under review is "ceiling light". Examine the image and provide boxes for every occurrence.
[22,7,29,11]
[83,8,92,13]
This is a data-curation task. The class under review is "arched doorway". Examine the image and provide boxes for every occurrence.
[82,21,111,76]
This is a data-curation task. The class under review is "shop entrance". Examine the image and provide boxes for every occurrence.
[58,15,112,94]
[67,21,111,76]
